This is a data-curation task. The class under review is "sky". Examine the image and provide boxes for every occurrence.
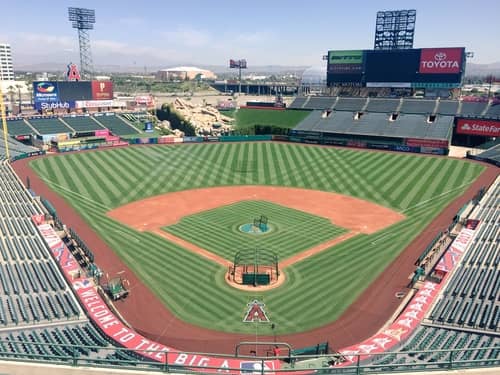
[1,0,499,69]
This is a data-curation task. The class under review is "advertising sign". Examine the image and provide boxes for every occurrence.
[328,50,363,64]
[33,81,59,103]
[366,82,411,88]
[419,48,463,74]
[91,80,113,100]
[135,95,154,107]
[229,59,247,69]
[456,118,500,137]
[328,50,363,74]
[75,100,113,108]
[35,101,75,110]
[406,138,449,148]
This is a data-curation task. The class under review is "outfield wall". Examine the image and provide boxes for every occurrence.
[123,134,448,155]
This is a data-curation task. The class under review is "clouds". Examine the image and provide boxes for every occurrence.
[162,27,211,47]
[6,26,312,68]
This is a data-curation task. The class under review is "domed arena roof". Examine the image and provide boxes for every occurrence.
[301,65,327,84]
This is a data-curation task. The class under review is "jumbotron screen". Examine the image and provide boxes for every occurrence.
[33,80,114,109]
[327,47,465,88]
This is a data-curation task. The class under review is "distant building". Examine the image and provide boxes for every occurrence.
[0,43,14,81]
[156,66,216,81]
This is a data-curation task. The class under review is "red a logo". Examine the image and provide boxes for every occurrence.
[243,300,270,323]
[67,63,81,81]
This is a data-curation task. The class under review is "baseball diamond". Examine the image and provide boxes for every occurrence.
[21,142,488,347]
[1,3,500,373]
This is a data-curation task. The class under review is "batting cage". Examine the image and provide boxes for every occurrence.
[231,248,279,286]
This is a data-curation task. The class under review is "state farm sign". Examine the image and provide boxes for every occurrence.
[456,119,500,137]
[419,48,463,74]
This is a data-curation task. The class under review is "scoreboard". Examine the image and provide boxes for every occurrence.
[33,80,114,110]
[327,47,465,88]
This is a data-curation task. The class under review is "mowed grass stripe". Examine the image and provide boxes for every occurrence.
[405,158,457,209]
[80,152,130,206]
[397,157,445,209]
[388,156,435,206]
[29,143,486,334]
[54,155,104,204]
[381,155,429,207]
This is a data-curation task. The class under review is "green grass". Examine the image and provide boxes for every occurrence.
[234,108,310,130]
[164,200,347,261]
[29,143,485,334]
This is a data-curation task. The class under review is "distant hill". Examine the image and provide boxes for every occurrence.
[465,62,500,77]
[16,61,499,78]
[15,62,310,75]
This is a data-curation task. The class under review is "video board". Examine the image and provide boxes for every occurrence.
[326,47,465,88]
[33,80,114,109]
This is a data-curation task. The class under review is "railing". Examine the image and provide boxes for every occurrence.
[0,339,497,374]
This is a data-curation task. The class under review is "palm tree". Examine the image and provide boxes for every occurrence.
[15,84,23,114]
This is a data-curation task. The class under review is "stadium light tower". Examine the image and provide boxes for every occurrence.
[68,7,95,79]
[374,9,416,50]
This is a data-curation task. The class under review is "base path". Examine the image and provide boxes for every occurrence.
[108,185,404,234]
[11,152,499,355]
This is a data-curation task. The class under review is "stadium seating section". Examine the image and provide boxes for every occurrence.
[428,185,499,332]
[294,110,453,140]
[370,326,499,370]
[399,100,436,114]
[6,119,35,136]
[289,96,500,120]
[436,100,460,116]
[93,114,140,136]
[473,144,500,165]
[365,98,400,113]
[26,118,72,135]
[61,116,106,133]
[366,178,500,369]
[460,102,488,116]
[484,103,500,118]
[0,133,38,158]
[333,97,367,111]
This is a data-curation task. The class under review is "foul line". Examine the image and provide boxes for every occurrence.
[39,176,112,211]
[400,180,477,214]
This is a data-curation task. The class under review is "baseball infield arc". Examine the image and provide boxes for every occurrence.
[108,186,403,290]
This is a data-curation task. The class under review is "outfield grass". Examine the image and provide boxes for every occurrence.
[234,108,310,130]
[29,143,485,334]
[164,200,347,261]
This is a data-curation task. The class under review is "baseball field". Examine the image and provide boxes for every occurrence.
[28,142,484,336]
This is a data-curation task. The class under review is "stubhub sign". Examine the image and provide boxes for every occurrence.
[35,101,75,110]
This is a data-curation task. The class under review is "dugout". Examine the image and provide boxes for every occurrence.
[232,248,279,286]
